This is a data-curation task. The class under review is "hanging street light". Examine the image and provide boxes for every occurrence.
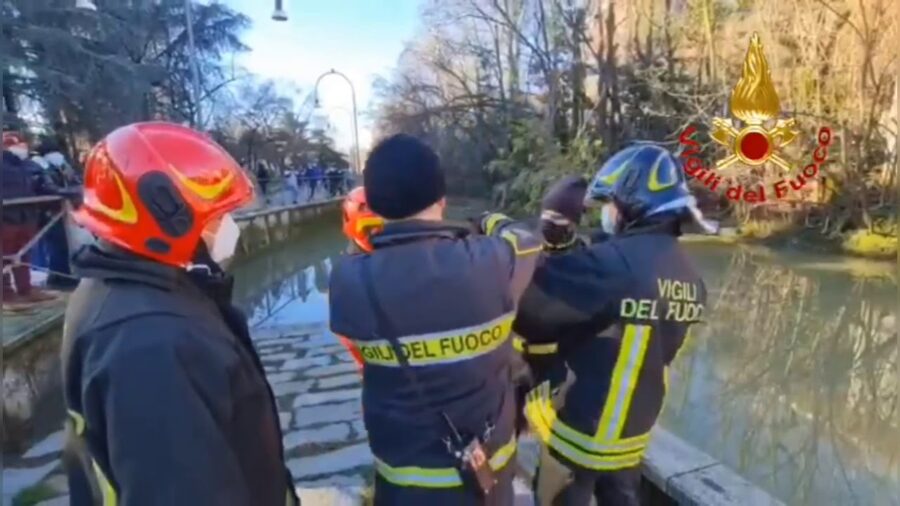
[272,0,288,21]
[313,69,362,174]
[75,0,98,10]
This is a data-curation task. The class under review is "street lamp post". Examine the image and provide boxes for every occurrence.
[272,0,288,21]
[183,0,203,128]
[314,69,362,174]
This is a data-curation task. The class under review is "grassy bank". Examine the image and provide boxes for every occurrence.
[682,220,897,261]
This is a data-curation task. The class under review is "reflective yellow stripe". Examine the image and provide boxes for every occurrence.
[92,460,118,506]
[69,410,118,505]
[526,385,648,454]
[526,342,558,355]
[376,436,517,488]
[513,336,525,352]
[596,324,652,441]
[523,324,655,471]
[482,213,508,235]
[500,229,542,256]
[68,410,86,436]
[513,336,558,355]
[525,385,642,471]
[647,151,676,191]
[354,312,514,367]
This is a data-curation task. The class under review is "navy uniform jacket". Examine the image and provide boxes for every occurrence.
[523,215,707,473]
[61,245,297,506]
[329,218,540,489]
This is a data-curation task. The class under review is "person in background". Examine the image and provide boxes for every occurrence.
[294,164,307,199]
[31,150,80,288]
[325,166,341,197]
[510,175,590,435]
[284,166,301,204]
[256,161,269,202]
[61,122,298,506]
[525,144,711,506]
[307,163,323,200]
[44,150,80,186]
[329,134,541,505]
[1,131,57,305]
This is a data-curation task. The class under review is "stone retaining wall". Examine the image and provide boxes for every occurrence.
[234,198,342,259]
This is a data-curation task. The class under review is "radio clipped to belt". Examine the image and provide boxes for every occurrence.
[361,262,498,496]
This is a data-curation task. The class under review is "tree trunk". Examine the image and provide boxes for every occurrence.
[702,0,717,84]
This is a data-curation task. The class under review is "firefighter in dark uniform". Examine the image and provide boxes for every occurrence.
[61,122,299,506]
[329,134,541,506]
[511,175,591,434]
[524,144,714,506]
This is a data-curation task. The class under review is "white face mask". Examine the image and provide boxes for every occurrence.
[203,213,241,266]
[8,145,28,159]
[600,203,619,234]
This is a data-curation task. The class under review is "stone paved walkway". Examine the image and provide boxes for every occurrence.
[2,322,371,506]
[3,322,536,505]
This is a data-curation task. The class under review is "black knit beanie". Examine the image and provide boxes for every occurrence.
[542,175,588,224]
[364,134,446,220]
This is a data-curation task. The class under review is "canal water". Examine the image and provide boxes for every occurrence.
[4,211,898,505]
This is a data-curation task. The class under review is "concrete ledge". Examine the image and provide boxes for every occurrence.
[517,428,783,505]
[234,197,342,221]
[644,428,784,506]
[295,486,366,506]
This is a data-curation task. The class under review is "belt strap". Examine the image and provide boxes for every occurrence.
[360,259,464,444]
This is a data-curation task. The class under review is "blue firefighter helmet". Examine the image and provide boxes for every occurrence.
[588,143,717,233]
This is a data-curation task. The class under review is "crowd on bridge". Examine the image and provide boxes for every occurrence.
[5,120,715,506]
[1,129,353,312]
[253,161,353,205]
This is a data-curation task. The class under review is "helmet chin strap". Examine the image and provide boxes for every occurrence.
[187,241,224,275]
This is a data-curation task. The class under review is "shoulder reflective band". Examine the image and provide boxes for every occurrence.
[482,213,509,235]
[375,436,517,488]
[354,312,515,367]
[501,229,542,256]
[69,409,119,506]
[513,336,558,355]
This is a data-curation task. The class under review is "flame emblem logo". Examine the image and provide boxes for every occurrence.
[710,33,799,171]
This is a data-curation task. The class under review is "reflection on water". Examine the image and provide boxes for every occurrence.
[231,216,344,330]
[665,243,899,506]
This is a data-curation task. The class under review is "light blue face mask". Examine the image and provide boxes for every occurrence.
[600,204,619,234]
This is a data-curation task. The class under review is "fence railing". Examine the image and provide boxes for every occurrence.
[1,196,83,284]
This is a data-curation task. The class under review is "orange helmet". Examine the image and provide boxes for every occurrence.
[74,122,254,267]
[342,186,384,253]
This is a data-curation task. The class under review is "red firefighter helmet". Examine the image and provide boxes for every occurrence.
[74,122,254,267]
[3,131,27,149]
[341,186,383,253]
